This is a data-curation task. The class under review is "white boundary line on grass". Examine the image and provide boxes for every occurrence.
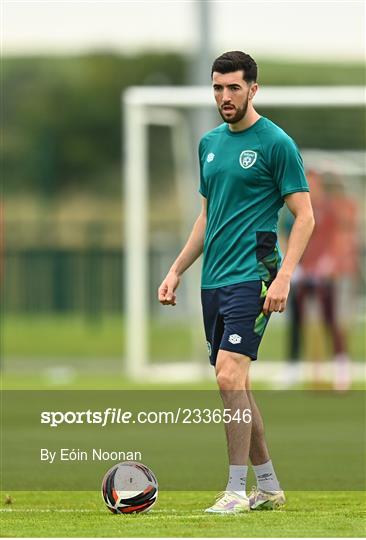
[0,508,179,514]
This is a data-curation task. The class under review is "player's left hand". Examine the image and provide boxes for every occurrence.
[262,274,290,315]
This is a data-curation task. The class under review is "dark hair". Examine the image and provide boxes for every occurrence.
[211,51,257,83]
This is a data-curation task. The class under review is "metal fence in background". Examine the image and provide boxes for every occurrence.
[4,243,186,316]
[5,247,123,315]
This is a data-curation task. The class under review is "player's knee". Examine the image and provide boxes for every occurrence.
[216,365,246,390]
[216,369,237,390]
[216,352,250,387]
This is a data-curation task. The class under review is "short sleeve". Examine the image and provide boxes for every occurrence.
[271,136,309,197]
[198,138,207,197]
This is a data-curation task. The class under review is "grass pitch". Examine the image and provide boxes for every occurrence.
[1,491,365,537]
[2,314,365,536]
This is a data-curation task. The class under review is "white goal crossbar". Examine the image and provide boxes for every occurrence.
[122,86,365,380]
[124,86,365,107]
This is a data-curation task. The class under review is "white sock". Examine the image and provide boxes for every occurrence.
[253,460,280,492]
[226,465,248,498]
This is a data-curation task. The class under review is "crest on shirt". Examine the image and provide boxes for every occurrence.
[207,152,215,163]
[239,150,257,169]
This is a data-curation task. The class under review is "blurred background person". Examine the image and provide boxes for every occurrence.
[282,170,359,390]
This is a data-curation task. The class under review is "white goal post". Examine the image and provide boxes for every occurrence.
[122,86,365,380]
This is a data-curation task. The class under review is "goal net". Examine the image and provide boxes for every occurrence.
[122,86,365,381]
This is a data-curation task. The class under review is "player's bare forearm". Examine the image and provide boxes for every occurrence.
[263,192,314,314]
[278,192,315,280]
[170,213,206,277]
[158,198,207,306]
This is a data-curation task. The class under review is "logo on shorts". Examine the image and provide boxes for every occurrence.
[239,150,257,169]
[206,341,212,356]
[228,334,242,345]
[207,152,215,163]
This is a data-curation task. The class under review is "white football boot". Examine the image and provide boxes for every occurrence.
[205,491,250,514]
[249,486,286,510]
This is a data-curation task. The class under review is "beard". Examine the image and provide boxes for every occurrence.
[218,96,249,124]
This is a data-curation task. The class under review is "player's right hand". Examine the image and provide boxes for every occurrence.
[158,271,180,306]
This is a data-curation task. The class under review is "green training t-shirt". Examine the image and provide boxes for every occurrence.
[198,116,309,289]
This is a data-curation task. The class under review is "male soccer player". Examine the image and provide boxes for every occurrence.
[158,51,314,513]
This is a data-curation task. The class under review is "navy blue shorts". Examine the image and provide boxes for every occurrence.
[201,280,270,366]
